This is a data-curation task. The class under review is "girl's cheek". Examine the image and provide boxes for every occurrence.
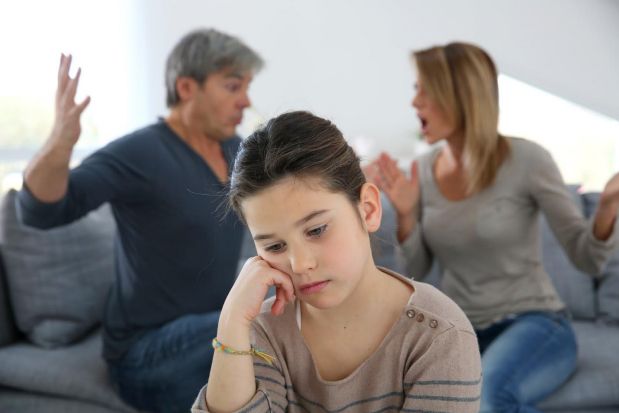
[263,257,292,278]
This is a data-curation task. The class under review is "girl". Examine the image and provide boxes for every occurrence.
[366,42,619,413]
[192,111,482,413]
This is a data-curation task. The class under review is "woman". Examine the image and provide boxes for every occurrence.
[366,42,619,413]
[192,111,482,413]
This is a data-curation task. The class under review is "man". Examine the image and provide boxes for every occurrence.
[18,29,263,412]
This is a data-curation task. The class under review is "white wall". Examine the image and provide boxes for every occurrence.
[125,0,619,155]
[2,0,618,158]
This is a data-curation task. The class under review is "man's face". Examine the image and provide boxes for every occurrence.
[191,69,253,140]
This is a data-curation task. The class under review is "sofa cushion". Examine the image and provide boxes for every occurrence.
[582,192,619,324]
[539,321,619,410]
[0,251,19,346]
[597,257,619,324]
[0,190,115,348]
[540,186,596,320]
[0,388,132,413]
[0,330,135,412]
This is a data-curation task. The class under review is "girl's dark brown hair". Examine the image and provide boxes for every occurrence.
[229,111,365,221]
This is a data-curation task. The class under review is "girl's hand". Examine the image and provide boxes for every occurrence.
[365,152,420,219]
[221,256,295,329]
[50,54,91,150]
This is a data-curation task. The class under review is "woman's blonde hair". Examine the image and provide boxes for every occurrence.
[413,42,509,194]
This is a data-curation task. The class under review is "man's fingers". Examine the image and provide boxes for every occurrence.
[56,54,69,103]
[59,67,81,109]
[57,54,71,93]
[75,96,91,115]
[65,67,81,103]
[57,54,68,87]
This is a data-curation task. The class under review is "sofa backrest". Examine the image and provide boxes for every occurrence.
[540,185,597,320]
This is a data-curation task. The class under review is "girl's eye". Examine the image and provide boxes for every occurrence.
[307,224,327,238]
[265,243,285,253]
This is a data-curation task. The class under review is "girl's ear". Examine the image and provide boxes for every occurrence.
[175,77,198,103]
[359,183,382,233]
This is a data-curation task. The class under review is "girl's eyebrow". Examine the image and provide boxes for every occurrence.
[253,209,329,241]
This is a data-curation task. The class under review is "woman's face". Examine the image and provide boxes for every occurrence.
[412,78,457,144]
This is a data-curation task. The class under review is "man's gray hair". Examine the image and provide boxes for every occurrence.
[165,28,264,107]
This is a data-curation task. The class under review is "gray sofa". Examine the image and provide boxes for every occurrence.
[0,187,618,412]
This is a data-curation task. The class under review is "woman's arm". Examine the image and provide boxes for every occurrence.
[365,153,420,242]
[366,154,434,278]
[529,144,619,275]
[592,175,619,241]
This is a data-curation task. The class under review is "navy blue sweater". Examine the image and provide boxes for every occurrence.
[18,121,244,360]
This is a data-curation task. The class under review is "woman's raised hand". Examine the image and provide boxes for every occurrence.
[365,152,420,219]
[50,54,91,149]
[221,256,295,329]
[591,172,619,241]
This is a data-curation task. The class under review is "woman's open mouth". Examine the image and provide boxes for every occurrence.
[418,115,428,133]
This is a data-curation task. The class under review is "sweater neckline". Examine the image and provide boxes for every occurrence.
[291,267,416,385]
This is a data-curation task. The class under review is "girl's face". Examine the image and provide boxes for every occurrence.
[412,77,457,144]
[241,176,381,310]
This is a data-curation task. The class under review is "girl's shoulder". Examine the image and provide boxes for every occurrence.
[380,268,475,336]
[406,280,475,336]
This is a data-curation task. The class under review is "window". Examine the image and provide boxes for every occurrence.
[498,75,619,191]
[0,0,137,193]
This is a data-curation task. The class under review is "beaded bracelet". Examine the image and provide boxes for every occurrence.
[212,338,276,365]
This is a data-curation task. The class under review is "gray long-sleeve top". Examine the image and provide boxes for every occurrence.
[402,137,618,329]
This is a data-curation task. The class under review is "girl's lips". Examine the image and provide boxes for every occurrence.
[299,280,330,295]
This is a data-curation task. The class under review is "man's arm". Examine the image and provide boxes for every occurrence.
[24,53,90,202]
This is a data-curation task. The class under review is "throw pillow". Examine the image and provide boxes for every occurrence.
[0,190,116,348]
